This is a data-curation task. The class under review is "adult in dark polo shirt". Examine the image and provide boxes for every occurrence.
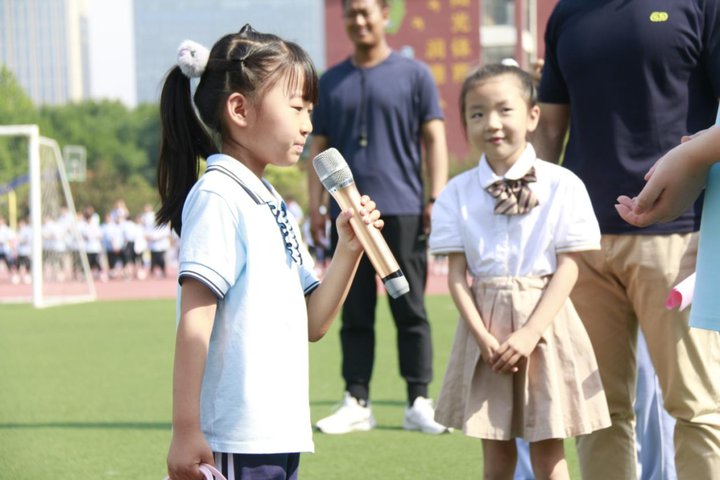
[308,0,449,435]
[534,1,720,479]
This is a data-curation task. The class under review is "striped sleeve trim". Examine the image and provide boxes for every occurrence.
[179,270,225,299]
[304,280,321,296]
[428,245,465,255]
[556,242,601,253]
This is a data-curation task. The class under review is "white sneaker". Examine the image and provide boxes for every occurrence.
[403,397,451,434]
[315,392,376,434]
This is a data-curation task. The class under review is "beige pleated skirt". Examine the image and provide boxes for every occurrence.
[434,276,611,442]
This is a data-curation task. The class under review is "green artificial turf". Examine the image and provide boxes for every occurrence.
[0,296,580,479]
[0,300,174,479]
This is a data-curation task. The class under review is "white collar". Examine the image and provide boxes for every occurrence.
[205,154,279,204]
[477,144,538,189]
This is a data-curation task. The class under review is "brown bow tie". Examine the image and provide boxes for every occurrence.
[485,167,539,215]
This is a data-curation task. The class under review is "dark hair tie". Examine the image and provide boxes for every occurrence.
[205,57,247,72]
[238,23,256,36]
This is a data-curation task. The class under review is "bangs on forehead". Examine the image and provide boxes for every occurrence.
[277,42,318,104]
[282,63,319,104]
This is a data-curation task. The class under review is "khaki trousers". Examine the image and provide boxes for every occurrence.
[573,233,720,480]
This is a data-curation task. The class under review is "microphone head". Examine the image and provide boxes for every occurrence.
[313,148,354,191]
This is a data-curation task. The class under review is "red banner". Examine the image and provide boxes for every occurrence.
[324,0,481,159]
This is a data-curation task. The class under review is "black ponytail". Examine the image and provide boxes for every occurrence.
[156,66,217,235]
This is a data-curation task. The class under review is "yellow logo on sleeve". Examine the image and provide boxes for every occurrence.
[650,11,669,22]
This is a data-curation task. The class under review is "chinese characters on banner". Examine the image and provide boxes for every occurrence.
[324,0,481,159]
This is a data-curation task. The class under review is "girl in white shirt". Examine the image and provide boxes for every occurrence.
[158,25,382,480]
[429,64,610,479]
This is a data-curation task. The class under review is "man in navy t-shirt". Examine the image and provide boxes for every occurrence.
[534,1,720,479]
[308,0,449,435]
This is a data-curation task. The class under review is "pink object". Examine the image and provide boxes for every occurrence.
[165,463,227,480]
[665,273,696,311]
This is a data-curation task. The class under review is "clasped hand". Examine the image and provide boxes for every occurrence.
[481,327,541,374]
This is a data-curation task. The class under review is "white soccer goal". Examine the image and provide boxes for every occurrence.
[0,124,96,308]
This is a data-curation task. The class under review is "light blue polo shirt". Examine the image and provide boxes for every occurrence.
[177,154,319,454]
[690,162,720,331]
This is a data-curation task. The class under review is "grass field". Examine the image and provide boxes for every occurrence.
[0,295,581,479]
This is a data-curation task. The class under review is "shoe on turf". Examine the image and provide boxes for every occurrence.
[403,396,451,434]
[315,392,376,434]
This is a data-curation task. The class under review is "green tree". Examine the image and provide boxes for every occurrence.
[0,67,39,185]
[131,103,162,183]
[0,66,37,124]
[39,100,159,216]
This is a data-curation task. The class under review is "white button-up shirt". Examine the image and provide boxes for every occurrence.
[430,145,600,277]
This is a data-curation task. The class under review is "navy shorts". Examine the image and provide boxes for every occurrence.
[213,452,300,480]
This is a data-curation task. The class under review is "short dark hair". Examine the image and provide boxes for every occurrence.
[459,63,537,128]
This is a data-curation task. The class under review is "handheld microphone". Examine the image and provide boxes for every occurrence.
[313,148,410,298]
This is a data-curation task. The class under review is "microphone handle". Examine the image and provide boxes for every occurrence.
[330,184,410,298]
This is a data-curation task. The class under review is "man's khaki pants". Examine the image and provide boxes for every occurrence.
[574,233,720,480]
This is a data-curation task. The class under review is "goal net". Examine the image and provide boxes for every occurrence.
[0,125,96,307]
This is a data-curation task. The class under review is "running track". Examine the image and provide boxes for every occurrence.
[0,263,450,302]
